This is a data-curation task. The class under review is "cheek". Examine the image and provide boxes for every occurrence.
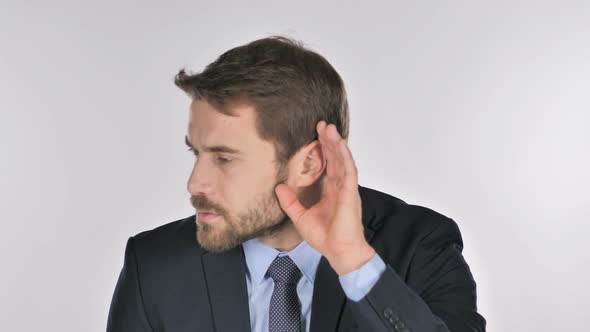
[221,163,278,211]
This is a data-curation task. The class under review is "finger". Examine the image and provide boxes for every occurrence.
[274,183,307,226]
[317,122,345,181]
[317,120,334,155]
[317,121,338,179]
[338,138,359,192]
[327,124,347,181]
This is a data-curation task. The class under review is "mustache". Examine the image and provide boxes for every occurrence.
[191,195,224,215]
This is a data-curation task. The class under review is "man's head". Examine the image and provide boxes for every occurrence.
[175,36,349,252]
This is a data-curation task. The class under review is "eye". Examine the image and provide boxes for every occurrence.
[187,148,231,164]
[216,156,232,164]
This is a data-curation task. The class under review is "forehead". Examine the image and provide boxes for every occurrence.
[187,100,270,155]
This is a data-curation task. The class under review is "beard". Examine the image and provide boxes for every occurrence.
[191,163,291,252]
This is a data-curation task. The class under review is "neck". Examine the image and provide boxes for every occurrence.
[258,222,303,252]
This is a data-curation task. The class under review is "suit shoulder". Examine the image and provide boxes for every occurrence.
[359,184,461,240]
[130,214,201,254]
[133,215,192,238]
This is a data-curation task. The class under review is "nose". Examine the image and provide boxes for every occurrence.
[187,158,212,195]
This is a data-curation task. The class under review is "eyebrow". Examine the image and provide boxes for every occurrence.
[185,135,243,155]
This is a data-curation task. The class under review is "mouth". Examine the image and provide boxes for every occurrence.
[197,211,220,223]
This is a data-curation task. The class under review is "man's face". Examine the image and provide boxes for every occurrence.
[186,100,290,252]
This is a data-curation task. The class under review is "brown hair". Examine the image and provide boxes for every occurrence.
[174,36,349,173]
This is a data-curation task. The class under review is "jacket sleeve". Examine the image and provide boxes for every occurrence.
[346,218,486,332]
[107,237,154,332]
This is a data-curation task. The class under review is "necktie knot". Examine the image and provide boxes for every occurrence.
[267,255,302,285]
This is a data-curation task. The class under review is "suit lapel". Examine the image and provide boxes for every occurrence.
[309,255,346,331]
[309,226,375,331]
[201,246,252,332]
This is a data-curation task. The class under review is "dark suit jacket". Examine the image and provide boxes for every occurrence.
[107,185,486,332]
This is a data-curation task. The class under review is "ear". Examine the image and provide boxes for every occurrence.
[290,140,326,188]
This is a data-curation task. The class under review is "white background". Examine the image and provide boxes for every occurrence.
[1,1,589,331]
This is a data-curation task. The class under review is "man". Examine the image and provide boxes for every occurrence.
[107,36,486,332]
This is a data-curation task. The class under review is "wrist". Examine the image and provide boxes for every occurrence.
[328,244,376,276]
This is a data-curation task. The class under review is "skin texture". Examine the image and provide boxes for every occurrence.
[187,99,375,275]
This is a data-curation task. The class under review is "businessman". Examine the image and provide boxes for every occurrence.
[107,36,486,331]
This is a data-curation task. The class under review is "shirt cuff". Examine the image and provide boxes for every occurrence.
[338,252,386,302]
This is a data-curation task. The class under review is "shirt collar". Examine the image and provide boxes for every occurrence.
[242,237,322,287]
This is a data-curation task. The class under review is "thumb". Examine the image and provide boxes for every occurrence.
[274,183,307,227]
